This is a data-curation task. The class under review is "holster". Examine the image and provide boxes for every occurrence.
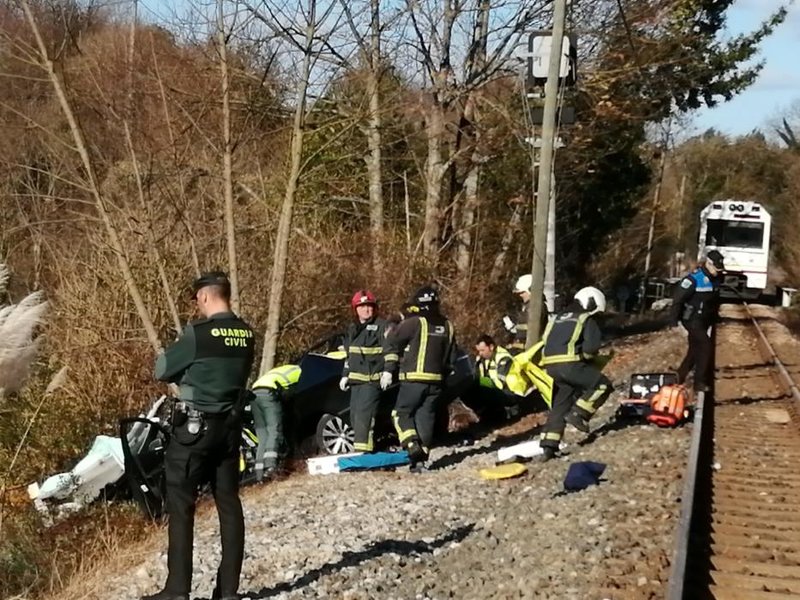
[226,389,255,429]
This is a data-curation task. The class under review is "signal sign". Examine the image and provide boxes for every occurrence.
[527,31,577,88]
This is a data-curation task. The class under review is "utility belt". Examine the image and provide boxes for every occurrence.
[171,400,232,444]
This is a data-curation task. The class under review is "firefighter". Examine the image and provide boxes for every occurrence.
[340,290,391,453]
[671,249,725,392]
[383,285,456,471]
[537,286,612,462]
[475,334,513,390]
[145,272,255,600]
[503,274,532,353]
[503,274,550,353]
[250,364,300,481]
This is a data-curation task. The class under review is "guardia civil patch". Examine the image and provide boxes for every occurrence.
[680,279,692,289]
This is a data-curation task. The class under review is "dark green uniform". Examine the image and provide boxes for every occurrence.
[154,311,255,600]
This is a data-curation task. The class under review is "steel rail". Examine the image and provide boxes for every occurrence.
[742,301,800,404]
[665,387,707,600]
[667,303,800,599]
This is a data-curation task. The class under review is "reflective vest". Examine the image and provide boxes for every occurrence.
[477,345,513,389]
[252,364,301,391]
[504,342,554,407]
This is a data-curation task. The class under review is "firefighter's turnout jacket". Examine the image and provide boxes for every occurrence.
[252,364,301,391]
[540,310,602,366]
[384,311,456,384]
[342,317,390,384]
[670,266,720,328]
[478,345,513,389]
[509,304,529,351]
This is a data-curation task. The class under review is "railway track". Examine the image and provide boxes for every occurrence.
[669,303,800,599]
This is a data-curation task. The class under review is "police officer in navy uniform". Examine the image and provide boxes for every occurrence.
[383,285,457,472]
[144,272,255,600]
[671,250,725,392]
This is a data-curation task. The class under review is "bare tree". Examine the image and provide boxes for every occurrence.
[455,0,490,284]
[402,0,548,260]
[339,0,385,270]
[244,0,338,372]
[18,0,162,352]
[218,0,241,311]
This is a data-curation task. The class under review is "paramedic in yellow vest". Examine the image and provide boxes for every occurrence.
[475,334,513,390]
[250,364,301,481]
[537,287,613,462]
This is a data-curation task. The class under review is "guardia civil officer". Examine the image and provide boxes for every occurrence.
[144,272,255,600]
[340,290,391,453]
[537,287,613,462]
[383,285,456,471]
[671,249,724,392]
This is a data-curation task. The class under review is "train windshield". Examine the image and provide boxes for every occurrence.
[705,219,764,249]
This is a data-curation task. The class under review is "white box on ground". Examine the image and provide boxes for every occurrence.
[306,452,363,475]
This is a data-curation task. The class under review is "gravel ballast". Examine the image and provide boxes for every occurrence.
[75,329,692,600]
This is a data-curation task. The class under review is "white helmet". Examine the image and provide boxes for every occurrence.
[574,286,606,314]
[513,274,533,294]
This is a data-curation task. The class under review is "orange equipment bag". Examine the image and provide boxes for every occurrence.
[646,384,689,427]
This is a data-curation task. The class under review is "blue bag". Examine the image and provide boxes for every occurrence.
[563,461,606,492]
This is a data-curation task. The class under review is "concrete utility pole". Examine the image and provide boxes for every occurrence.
[526,0,568,347]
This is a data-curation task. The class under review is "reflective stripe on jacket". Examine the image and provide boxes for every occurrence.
[384,312,456,383]
[540,311,601,366]
[343,317,389,383]
[478,345,513,389]
[252,364,301,391]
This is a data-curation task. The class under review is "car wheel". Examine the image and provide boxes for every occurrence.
[316,413,355,455]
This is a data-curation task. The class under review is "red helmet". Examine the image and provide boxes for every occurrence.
[351,289,377,310]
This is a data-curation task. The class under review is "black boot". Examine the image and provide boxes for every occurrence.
[141,591,189,600]
[565,410,591,434]
[532,446,557,464]
[406,440,428,464]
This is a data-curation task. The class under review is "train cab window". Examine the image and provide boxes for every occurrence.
[705,219,764,248]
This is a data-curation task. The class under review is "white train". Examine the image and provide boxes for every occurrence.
[697,200,771,296]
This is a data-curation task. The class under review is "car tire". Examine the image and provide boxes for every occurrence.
[316,413,355,455]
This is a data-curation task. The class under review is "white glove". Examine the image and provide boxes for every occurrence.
[380,371,393,391]
[339,376,350,391]
[502,315,517,334]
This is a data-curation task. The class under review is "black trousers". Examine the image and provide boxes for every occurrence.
[392,381,441,451]
[541,362,612,449]
[164,415,243,596]
[677,323,712,389]
[350,383,381,452]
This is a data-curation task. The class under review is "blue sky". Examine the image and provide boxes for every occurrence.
[693,0,800,136]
